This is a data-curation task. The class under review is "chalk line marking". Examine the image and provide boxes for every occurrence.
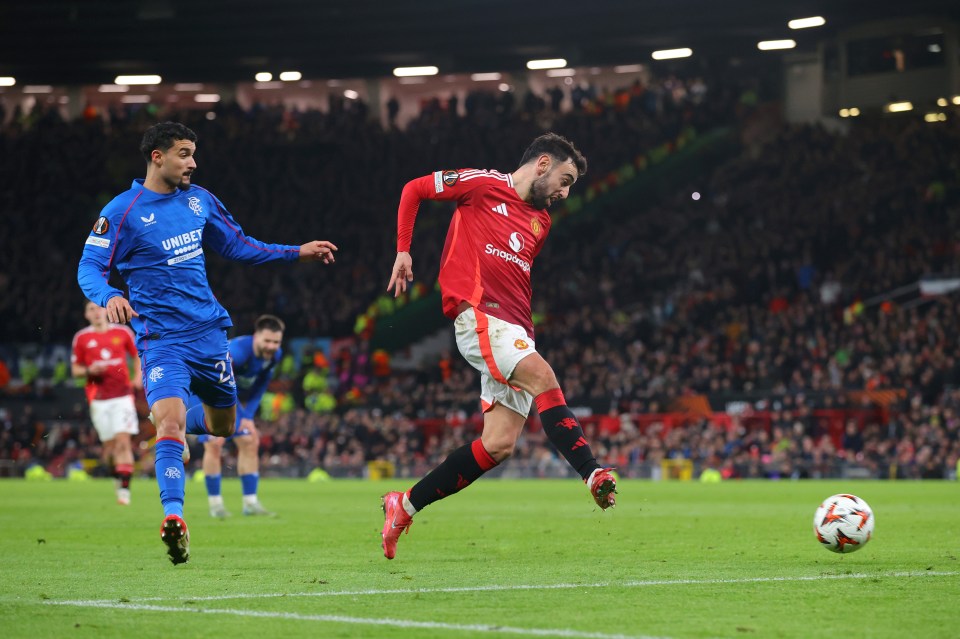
[52,569,958,605]
[43,600,666,639]
[40,572,956,639]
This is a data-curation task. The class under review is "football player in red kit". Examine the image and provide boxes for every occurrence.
[71,300,142,505]
[381,133,617,559]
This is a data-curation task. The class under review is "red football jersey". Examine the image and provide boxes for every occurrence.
[71,324,137,402]
[397,169,551,337]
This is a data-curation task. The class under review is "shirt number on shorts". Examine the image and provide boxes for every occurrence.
[216,360,234,386]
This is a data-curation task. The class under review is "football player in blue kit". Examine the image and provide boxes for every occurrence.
[184,314,285,519]
[78,122,337,564]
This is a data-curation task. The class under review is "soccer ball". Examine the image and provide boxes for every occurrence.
[813,493,874,554]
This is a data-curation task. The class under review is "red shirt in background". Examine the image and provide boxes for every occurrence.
[71,324,137,402]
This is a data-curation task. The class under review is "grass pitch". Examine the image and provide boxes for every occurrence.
[0,477,957,638]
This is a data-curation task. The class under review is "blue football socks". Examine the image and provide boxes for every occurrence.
[240,473,259,497]
[205,473,222,498]
[154,439,185,517]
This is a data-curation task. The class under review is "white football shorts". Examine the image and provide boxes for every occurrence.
[454,307,537,417]
[89,395,139,441]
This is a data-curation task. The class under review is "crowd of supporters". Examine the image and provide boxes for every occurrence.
[0,73,729,344]
[1,73,959,480]
[2,381,958,481]
[536,118,960,397]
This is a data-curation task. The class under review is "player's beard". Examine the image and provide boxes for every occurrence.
[162,172,191,191]
[529,175,553,209]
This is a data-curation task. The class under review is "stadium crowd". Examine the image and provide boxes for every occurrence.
[0,73,731,344]
[1,73,959,481]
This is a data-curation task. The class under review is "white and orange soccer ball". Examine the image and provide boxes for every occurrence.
[813,493,874,554]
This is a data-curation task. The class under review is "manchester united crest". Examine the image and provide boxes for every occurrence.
[514,339,529,350]
[530,218,542,236]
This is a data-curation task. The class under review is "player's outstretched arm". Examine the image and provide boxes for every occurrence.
[106,295,139,324]
[298,240,338,264]
[387,252,413,298]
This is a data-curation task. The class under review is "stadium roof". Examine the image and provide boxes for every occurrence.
[2,0,958,86]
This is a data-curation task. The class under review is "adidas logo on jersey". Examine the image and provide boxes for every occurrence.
[491,203,509,217]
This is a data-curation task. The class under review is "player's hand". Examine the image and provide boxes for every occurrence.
[387,252,413,297]
[239,418,256,436]
[105,296,139,324]
[299,240,338,264]
[88,361,108,375]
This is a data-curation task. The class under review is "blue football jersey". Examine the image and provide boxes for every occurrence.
[229,335,281,420]
[78,179,300,347]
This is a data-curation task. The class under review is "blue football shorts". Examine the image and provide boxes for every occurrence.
[141,328,238,409]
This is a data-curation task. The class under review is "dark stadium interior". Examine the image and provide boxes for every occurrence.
[2,0,958,84]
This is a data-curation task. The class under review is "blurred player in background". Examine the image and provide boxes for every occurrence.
[71,300,142,505]
[381,132,616,560]
[78,121,337,564]
[184,314,284,518]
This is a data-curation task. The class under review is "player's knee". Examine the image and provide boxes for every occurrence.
[530,371,560,396]
[204,438,224,454]
[482,435,516,462]
[515,358,559,396]
[238,432,259,450]
[155,416,182,439]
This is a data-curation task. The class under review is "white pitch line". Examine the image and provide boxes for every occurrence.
[48,570,958,605]
[627,570,960,587]
[42,601,666,639]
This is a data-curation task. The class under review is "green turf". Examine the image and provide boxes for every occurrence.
[0,477,957,638]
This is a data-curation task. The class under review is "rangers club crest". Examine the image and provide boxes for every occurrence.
[187,196,203,215]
